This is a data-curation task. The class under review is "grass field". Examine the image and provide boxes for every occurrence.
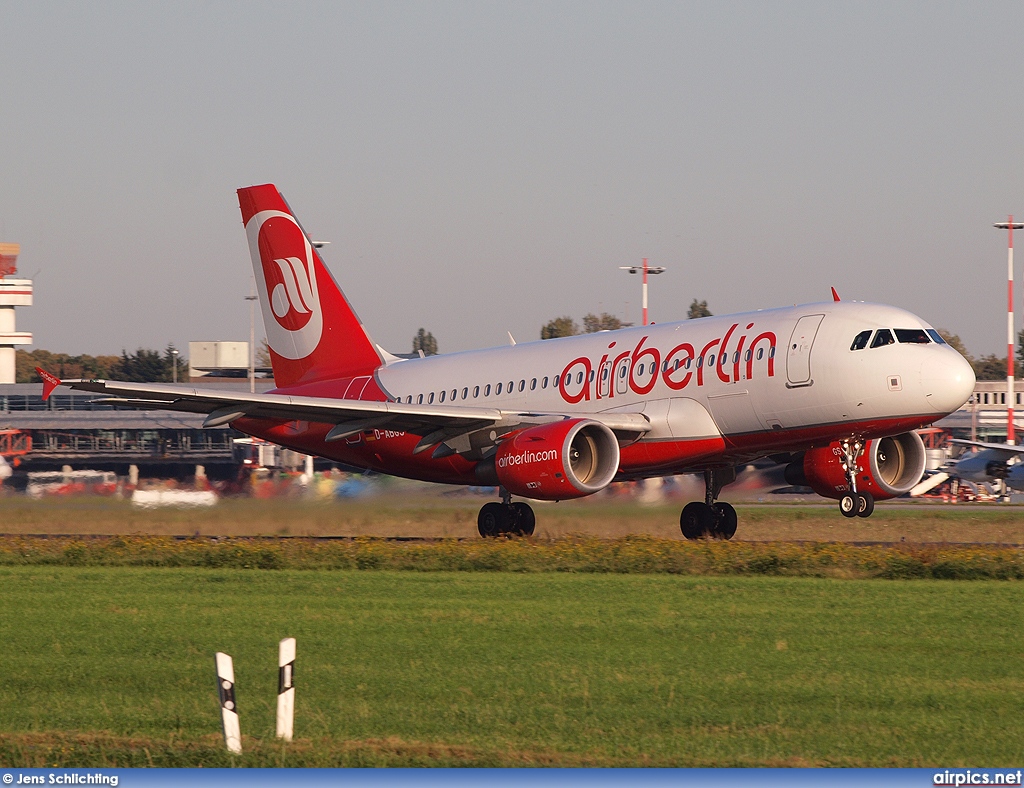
[0,567,1021,766]
[1,495,1024,543]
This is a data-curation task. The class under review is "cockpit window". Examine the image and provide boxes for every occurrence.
[850,330,871,351]
[926,329,947,345]
[870,329,895,348]
[895,328,930,344]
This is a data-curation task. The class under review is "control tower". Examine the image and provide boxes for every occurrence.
[0,243,32,384]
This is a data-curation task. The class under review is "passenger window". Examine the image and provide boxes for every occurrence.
[484,384,491,396]
[541,377,548,389]
[850,330,871,351]
[473,386,479,398]
[620,366,627,378]
[926,329,947,345]
[462,387,468,399]
[496,382,503,395]
[530,378,537,390]
[744,350,751,361]
[519,380,525,392]
[508,380,514,392]
[439,390,446,403]
[895,328,930,344]
[428,393,434,404]
[576,372,583,385]
[708,354,715,366]
[756,348,763,360]
[697,357,704,368]
[870,329,895,348]
[417,394,423,404]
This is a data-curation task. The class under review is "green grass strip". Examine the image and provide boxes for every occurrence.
[0,569,1021,766]
[0,535,1020,579]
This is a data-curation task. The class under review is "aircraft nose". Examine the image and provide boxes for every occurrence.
[921,349,976,414]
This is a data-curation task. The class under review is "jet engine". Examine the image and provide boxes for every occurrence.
[785,431,927,501]
[484,419,620,501]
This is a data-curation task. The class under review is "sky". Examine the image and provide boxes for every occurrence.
[1,1,1022,360]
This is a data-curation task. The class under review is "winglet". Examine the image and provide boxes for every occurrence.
[831,287,840,302]
[36,367,61,401]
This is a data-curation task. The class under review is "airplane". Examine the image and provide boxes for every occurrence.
[37,184,976,539]
[945,438,1024,489]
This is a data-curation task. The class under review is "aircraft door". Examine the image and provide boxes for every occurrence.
[786,314,824,387]
[615,357,630,395]
[598,361,612,398]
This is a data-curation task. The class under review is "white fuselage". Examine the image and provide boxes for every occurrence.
[376,300,973,455]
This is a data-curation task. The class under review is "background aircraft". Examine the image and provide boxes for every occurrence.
[945,438,1024,489]
[40,185,976,539]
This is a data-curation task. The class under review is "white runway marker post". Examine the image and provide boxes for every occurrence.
[276,637,296,741]
[215,651,242,754]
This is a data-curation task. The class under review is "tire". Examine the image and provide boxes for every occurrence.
[839,493,858,518]
[712,502,738,540]
[478,502,505,538]
[510,502,536,536]
[680,502,715,540]
[856,491,875,518]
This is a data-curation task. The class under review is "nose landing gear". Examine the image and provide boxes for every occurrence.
[680,468,737,540]
[477,490,536,537]
[837,438,874,518]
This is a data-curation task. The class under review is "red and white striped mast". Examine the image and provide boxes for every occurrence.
[995,217,1024,444]
[620,258,667,325]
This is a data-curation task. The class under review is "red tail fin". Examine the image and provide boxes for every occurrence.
[237,185,382,388]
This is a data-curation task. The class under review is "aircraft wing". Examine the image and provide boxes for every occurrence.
[48,377,651,452]
[950,438,1024,459]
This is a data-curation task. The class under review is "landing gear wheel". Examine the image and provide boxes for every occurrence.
[855,491,874,518]
[711,502,737,540]
[510,502,536,536]
[478,502,506,537]
[681,501,716,540]
[839,493,858,518]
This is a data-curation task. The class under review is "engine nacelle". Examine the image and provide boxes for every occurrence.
[490,419,620,501]
[785,431,927,501]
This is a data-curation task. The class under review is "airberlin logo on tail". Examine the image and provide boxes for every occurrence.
[245,210,323,360]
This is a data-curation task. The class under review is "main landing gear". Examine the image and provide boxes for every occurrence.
[837,438,874,519]
[680,468,737,540]
[477,490,536,537]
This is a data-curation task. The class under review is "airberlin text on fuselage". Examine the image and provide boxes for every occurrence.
[558,323,777,405]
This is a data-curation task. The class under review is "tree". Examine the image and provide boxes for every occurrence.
[113,348,164,382]
[16,349,120,383]
[412,328,438,356]
[972,354,1009,382]
[936,329,972,362]
[687,299,712,319]
[540,317,579,340]
[255,338,271,368]
[582,313,624,333]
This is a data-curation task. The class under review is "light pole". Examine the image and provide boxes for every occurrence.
[995,218,1023,445]
[619,258,666,326]
[170,348,179,384]
[245,283,258,394]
